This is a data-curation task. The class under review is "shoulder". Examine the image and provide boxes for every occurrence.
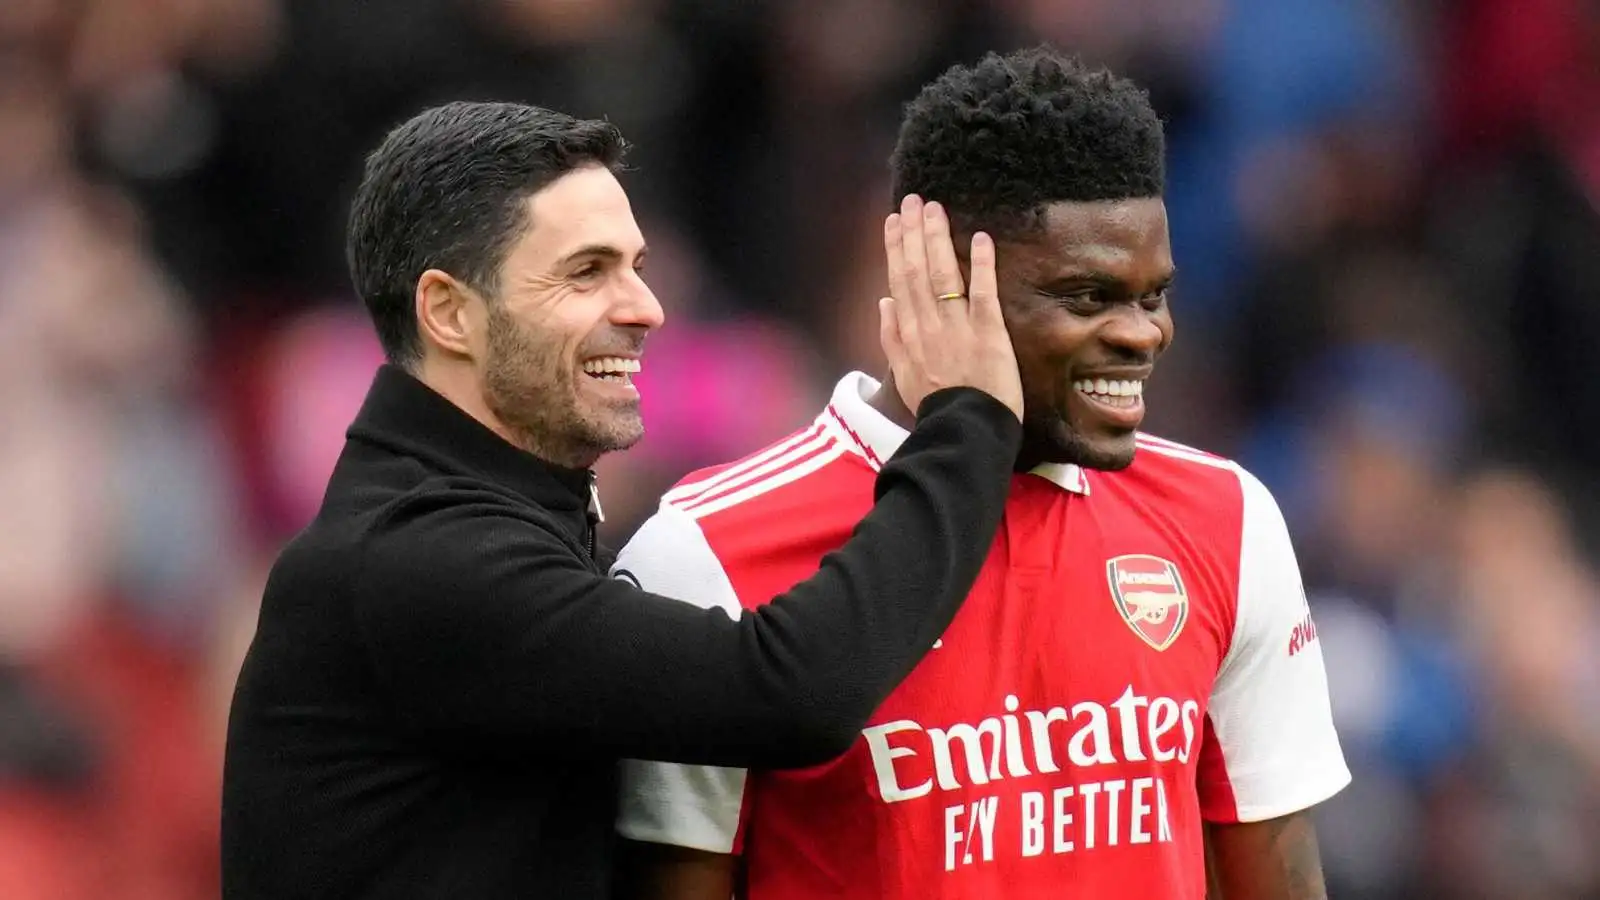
[660,418,873,522]
[1127,432,1240,482]
[1096,435,1293,577]
[374,474,570,537]
[649,419,874,564]
[261,475,587,646]
[1100,433,1247,518]
[1122,438,1306,627]
[1114,433,1284,521]
[617,422,876,607]
[338,476,586,591]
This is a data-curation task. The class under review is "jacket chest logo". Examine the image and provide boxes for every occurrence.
[1106,554,1190,652]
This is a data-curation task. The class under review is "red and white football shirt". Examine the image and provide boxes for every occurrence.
[613,373,1349,899]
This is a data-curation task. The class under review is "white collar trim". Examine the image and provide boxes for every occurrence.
[822,372,1090,495]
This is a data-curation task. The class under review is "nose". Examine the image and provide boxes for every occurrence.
[1099,305,1166,358]
[613,269,665,331]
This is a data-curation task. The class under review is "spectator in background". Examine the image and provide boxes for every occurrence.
[1440,470,1600,900]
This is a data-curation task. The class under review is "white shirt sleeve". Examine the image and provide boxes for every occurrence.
[1198,467,1352,823]
[610,503,750,854]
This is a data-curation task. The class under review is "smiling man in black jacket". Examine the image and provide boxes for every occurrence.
[220,100,1024,898]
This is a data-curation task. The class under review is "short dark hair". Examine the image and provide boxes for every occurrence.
[889,46,1165,239]
[347,101,629,365]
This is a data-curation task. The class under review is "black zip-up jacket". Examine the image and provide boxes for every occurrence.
[221,364,1020,898]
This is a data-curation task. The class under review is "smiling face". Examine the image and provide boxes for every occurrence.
[475,164,663,467]
[985,197,1175,471]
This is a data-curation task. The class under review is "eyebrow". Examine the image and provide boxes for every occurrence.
[556,243,648,267]
[1042,267,1176,290]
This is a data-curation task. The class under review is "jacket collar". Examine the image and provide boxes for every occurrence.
[347,364,593,512]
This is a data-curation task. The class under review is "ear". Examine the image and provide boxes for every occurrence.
[414,269,481,359]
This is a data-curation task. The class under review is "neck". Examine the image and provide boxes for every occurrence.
[415,354,514,443]
[414,356,597,471]
[872,371,1040,473]
[866,371,918,432]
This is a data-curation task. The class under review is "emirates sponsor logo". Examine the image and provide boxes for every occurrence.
[861,687,1201,870]
[1106,555,1190,651]
[861,687,1201,803]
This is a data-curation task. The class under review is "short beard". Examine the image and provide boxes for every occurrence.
[1060,434,1138,472]
[1021,414,1137,473]
[480,302,641,469]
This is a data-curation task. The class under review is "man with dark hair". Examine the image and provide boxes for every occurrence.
[221,100,1028,898]
[616,48,1348,899]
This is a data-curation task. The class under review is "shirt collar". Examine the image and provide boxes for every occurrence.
[823,372,1090,495]
[346,364,595,512]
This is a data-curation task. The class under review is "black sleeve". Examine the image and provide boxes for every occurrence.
[354,387,1019,768]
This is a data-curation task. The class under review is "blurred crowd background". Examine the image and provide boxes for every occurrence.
[2,0,1599,897]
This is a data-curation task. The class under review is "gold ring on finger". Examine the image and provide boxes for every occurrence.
[936,291,967,302]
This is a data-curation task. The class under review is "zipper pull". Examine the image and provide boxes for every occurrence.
[587,474,605,525]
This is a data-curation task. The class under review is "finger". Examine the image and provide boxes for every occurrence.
[878,297,907,374]
[898,194,938,331]
[883,212,923,353]
[922,201,968,321]
[892,276,922,362]
[967,231,1004,329]
[883,213,909,303]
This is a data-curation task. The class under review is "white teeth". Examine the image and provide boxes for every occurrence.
[1073,378,1143,398]
[582,357,642,375]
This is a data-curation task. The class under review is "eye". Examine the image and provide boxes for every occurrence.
[1047,288,1105,313]
[1141,288,1169,311]
[572,262,602,280]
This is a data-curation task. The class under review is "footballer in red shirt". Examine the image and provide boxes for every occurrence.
[612,47,1349,900]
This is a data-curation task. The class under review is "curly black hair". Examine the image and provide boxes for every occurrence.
[889,46,1165,239]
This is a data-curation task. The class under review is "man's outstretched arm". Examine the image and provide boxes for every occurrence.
[1204,813,1328,900]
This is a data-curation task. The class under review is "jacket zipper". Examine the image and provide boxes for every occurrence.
[585,472,604,562]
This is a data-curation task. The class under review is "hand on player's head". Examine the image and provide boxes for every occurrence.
[879,194,1023,422]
